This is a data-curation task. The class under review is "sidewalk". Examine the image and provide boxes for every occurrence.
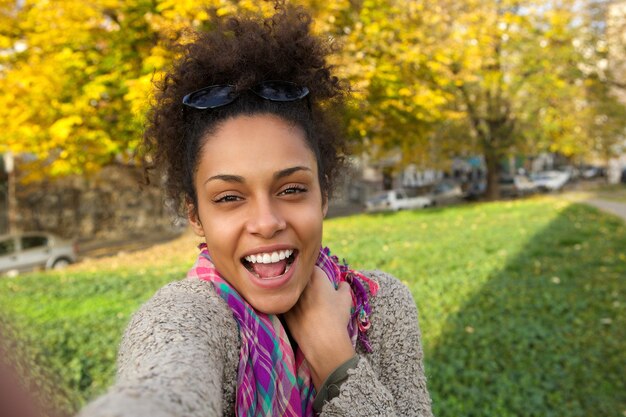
[581,198,626,223]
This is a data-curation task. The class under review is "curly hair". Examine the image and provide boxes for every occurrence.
[143,2,349,216]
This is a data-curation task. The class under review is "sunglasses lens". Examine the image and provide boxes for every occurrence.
[184,85,237,109]
[183,81,309,110]
[252,81,309,101]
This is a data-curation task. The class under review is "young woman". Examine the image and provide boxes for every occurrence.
[79,3,433,416]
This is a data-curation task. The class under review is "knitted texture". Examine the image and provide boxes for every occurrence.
[77,271,433,417]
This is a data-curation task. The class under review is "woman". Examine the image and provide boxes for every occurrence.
[79,3,433,416]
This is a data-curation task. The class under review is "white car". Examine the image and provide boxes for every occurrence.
[427,180,464,206]
[365,190,432,212]
[530,170,570,192]
[581,166,601,179]
[0,232,78,276]
[499,175,538,197]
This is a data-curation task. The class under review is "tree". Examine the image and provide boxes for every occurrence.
[412,0,606,198]
[329,0,625,198]
[0,0,348,181]
[326,0,452,170]
[579,0,626,166]
[1,0,623,197]
[0,0,164,181]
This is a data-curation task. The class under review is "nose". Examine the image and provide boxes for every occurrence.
[245,197,286,238]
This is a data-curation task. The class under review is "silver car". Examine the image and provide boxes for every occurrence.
[0,232,78,275]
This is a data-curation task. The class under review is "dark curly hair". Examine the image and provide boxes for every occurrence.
[143,2,349,217]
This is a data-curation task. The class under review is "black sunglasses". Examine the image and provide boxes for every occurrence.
[182,80,310,110]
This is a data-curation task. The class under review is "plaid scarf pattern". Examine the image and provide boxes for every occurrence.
[187,245,379,417]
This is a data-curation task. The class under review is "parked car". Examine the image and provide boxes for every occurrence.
[499,175,537,197]
[580,165,602,179]
[0,232,78,276]
[427,180,464,206]
[530,170,571,192]
[365,189,432,212]
[464,180,487,200]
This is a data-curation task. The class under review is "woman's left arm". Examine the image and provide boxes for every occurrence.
[320,271,433,416]
[285,269,433,416]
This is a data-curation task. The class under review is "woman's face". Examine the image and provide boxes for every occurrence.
[188,114,327,314]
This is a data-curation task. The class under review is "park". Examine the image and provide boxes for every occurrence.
[1,0,625,416]
[1,193,625,416]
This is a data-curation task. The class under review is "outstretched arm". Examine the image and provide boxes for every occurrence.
[77,279,239,417]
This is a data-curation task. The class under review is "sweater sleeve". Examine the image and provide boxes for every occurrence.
[319,271,433,417]
[76,279,239,417]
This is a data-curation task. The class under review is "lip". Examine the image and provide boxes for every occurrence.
[242,251,299,290]
[240,244,297,259]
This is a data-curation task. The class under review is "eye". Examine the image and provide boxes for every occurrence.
[213,193,243,204]
[279,184,308,196]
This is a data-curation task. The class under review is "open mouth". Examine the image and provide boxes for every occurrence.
[241,249,298,279]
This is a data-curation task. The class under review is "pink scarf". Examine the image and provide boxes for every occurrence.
[187,245,378,416]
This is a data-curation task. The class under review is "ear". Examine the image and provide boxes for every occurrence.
[187,202,205,237]
[322,192,329,218]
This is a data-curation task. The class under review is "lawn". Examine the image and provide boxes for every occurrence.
[1,197,624,416]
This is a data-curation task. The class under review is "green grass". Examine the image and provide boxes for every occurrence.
[1,197,624,416]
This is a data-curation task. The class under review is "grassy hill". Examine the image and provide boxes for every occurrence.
[1,197,624,416]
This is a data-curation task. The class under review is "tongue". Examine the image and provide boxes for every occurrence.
[251,259,287,279]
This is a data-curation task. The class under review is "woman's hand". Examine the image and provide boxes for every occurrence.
[283,266,356,391]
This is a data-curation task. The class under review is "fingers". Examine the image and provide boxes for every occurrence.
[336,280,353,310]
[337,280,350,292]
[311,265,330,284]
[302,266,352,314]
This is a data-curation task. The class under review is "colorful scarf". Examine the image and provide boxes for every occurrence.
[187,245,379,417]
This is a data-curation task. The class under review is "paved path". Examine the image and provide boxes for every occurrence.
[580,198,626,222]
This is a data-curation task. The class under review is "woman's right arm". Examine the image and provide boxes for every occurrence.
[77,279,239,417]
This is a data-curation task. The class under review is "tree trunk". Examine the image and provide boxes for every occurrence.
[7,162,17,234]
[484,150,500,200]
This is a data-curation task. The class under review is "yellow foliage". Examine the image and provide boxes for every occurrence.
[0,0,619,182]
[49,116,83,141]
[125,73,157,120]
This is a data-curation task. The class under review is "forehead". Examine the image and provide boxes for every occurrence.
[197,114,318,178]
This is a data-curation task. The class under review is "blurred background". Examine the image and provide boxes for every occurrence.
[0,1,624,416]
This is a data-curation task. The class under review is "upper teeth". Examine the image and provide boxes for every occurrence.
[245,250,294,264]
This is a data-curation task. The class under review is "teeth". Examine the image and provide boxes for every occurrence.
[245,249,294,264]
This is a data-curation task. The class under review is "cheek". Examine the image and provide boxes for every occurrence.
[301,218,324,264]
[205,226,237,258]
[197,210,239,258]
[304,209,324,243]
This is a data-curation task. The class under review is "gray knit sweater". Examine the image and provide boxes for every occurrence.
[78,270,433,416]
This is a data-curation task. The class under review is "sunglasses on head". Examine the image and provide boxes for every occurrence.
[182,80,310,110]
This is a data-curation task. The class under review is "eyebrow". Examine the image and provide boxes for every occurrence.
[204,174,245,185]
[204,166,312,185]
[274,166,312,180]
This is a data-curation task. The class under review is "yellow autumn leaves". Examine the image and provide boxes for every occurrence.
[1,0,623,182]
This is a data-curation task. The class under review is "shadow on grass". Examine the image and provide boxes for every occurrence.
[428,203,626,417]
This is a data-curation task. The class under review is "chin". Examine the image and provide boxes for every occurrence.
[250,294,299,315]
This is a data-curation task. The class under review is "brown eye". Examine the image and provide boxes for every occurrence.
[279,185,307,196]
[214,194,243,203]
